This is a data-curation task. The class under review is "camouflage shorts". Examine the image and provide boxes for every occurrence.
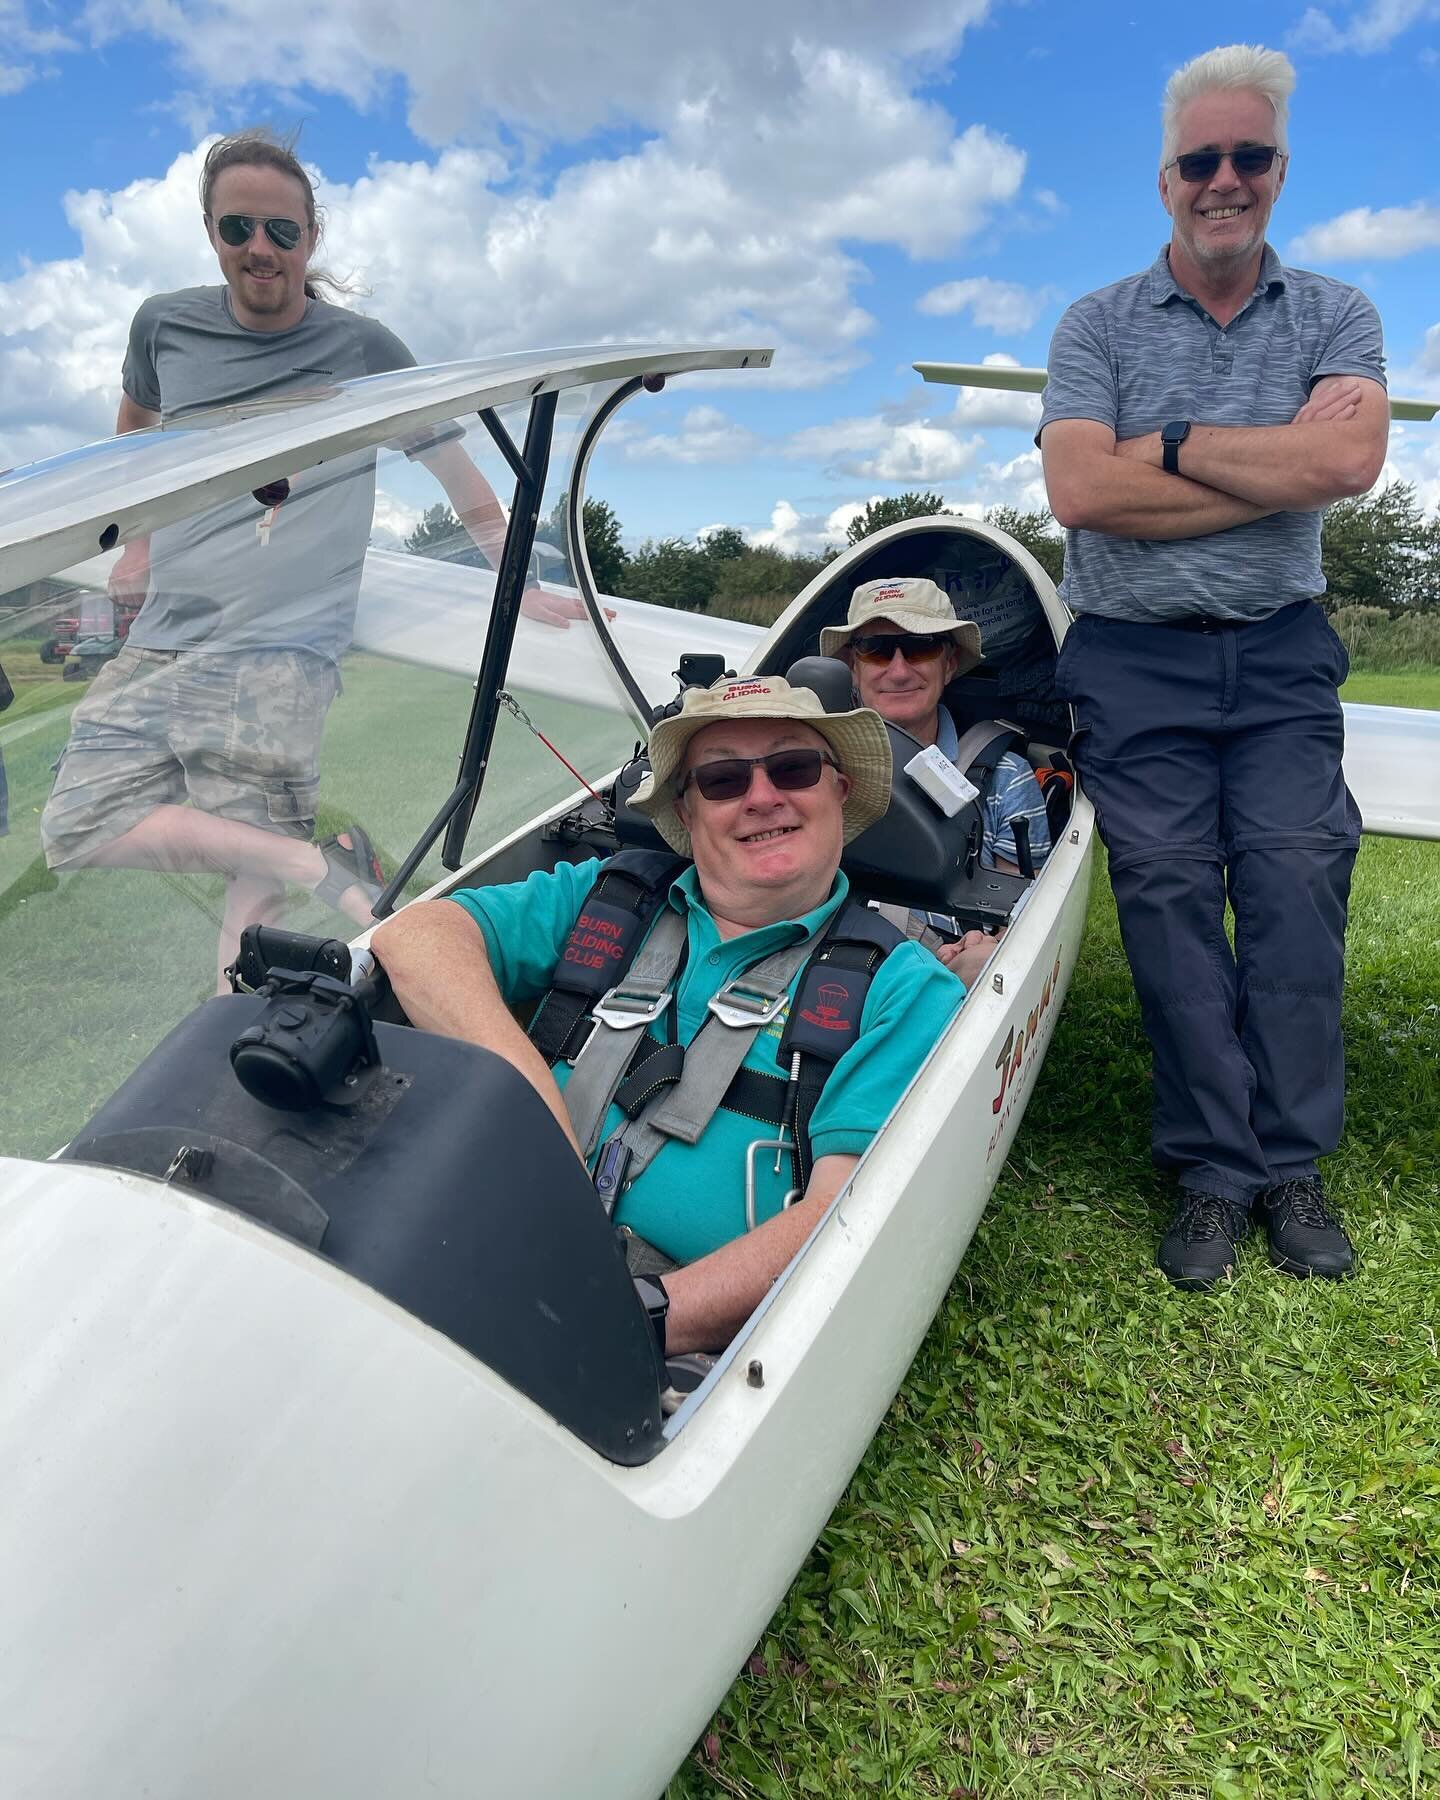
[41,646,340,869]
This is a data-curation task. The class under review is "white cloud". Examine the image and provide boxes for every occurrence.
[82,0,994,146]
[371,488,424,549]
[2,21,1039,459]
[621,405,762,464]
[748,497,866,556]
[963,445,1050,515]
[915,275,1058,333]
[1290,0,1439,53]
[785,413,984,481]
[1288,203,1440,263]
[0,0,75,93]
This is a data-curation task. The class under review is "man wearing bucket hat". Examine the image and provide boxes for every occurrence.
[374,674,962,1357]
[823,576,1052,977]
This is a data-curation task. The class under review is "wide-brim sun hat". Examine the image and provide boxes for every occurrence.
[819,575,983,673]
[630,674,893,857]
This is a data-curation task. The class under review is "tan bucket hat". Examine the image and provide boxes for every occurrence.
[630,674,893,856]
[819,575,983,672]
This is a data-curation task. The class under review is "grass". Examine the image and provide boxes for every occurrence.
[1341,666,1440,711]
[668,668,1440,1800]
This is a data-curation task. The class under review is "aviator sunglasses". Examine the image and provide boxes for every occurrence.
[1165,145,1281,184]
[215,213,306,252]
[680,747,838,803]
[847,631,949,666]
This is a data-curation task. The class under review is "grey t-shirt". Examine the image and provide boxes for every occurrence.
[1038,246,1386,623]
[123,287,424,663]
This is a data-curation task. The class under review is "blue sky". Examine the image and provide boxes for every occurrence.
[3,0,1439,553]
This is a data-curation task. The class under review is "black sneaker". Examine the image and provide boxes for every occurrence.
[1255,1178,1355,1279]
[1157,1191,1251,1290]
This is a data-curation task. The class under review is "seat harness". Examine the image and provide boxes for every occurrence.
[526,849,904,1215]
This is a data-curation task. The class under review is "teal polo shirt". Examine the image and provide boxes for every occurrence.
[449,857,964,1264]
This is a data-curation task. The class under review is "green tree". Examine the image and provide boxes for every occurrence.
[534,492,631,595]
[699,525,748,563]
[1320,482,1438,614]
[709,545,830,626]
[845,491,953,547]
[623,537,719,612]
[983,506,1065,587]
[403,503,486,567]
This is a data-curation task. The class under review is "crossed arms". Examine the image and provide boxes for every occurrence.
[1042,375,1389,540]
[372,899,859,1357]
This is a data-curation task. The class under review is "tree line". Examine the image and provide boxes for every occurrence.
[403,481,1440,628]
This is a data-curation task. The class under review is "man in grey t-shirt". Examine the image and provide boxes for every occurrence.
[41,130,580,990]
[1037,47,1388,1289]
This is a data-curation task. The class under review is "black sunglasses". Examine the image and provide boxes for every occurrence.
[1166,145,1281,184]
[680,747,837,803]
[848,631,949,666]
[216,213,306,252]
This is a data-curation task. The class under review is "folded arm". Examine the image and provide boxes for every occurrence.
[1112,376,1389,511]
[1043,418,1276,539]
[370,897,584,1158]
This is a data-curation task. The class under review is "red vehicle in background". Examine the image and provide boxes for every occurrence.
[39,591,142,680]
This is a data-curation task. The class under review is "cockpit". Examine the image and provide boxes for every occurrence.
[0,351,1078,1470]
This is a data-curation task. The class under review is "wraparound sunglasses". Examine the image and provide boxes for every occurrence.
[847,631,949,666]
[215,213,306,251]
[680,748,838,802]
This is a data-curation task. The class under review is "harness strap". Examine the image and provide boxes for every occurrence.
[952,717,1022,784]
[560,906,688,1161]
[528,850,681,1064]
[607,931,818,1189]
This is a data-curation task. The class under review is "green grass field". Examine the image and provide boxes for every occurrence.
[668,667,1440,1800]
[3,651,1436,1795]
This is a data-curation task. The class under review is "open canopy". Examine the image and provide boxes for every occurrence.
[0,345,771,1160]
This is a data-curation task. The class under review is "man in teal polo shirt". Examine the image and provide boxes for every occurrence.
[373,675,963,1356]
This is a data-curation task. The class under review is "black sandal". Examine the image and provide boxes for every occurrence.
[314,825,385,912]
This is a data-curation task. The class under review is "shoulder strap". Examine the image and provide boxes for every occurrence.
[952,717,1022,788]
[528,849,685,1065]
[599,929,820,1205]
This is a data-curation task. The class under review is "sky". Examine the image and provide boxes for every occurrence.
[3,0,1440,556]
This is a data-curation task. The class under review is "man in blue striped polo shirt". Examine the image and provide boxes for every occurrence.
[1038,44,1388,1288]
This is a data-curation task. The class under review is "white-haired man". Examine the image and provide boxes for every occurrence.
[374,676,963,1356]
[1039,45,1387,1288]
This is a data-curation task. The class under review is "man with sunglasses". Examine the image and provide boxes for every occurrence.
[821,576,1051,985]
[42,129,582,992]
[373,675,963,1358]
[1038,45,1388,1289]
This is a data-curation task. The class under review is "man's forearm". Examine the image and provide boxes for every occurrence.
[1052,454,1274,540]
[421,440,509,565]
[371,899,583,1157]
[1122,421,1380,511]
[663,1153,856,1355]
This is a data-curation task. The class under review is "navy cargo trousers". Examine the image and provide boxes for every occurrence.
[1054,600,1360,1205]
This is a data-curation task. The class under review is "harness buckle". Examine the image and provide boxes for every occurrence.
[590,984,672,1031]
[707,979,790,1030]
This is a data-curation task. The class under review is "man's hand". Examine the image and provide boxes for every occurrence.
[519,586,618,630]
[935,927,1000,989]
[1292,379,1361,425]
[108,541,150,604]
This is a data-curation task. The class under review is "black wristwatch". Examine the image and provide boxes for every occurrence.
[633,1273,669,1359]
[1161,419,1191,476]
